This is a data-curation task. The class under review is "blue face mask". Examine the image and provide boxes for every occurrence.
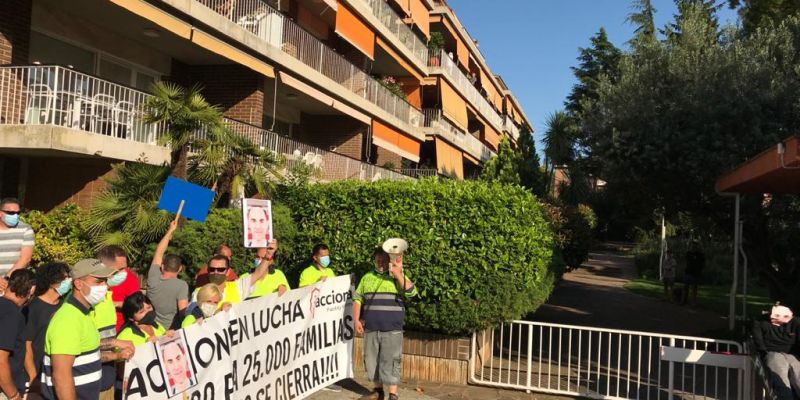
[3,214,19,227]
[319,256,331,268]
[254,259,261,267]
[55,278,72,296]
[107,271,127,287]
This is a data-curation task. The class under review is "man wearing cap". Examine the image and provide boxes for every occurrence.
[353,240,417,400]
[753,304,800,400]
[42,259,135,400]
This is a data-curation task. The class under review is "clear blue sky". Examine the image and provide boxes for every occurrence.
[447,0,739,149]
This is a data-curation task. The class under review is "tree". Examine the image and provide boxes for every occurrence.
[480,137,521,185]
[542,111,577,193]
[627,0,658,48]
[729,0,800,33]
[144,82,225,179]
[517,125,547,196]
[566,28,622,115]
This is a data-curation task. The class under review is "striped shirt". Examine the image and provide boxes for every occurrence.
[0,222,34,276]
[42,295,102,400]
[354,270,417,332]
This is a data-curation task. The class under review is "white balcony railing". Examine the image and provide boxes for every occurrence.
[423,108,494,162]
[428,49,504,132]
[193,0,423,129]
[359,0,428,67]
[0,65,412,182]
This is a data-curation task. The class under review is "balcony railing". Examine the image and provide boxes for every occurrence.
[359,0,428,66]
[503,115,520,141]
[0,65,413,182]
[193,0,423,129]
[423,108,494,162]
[428,49,504,132]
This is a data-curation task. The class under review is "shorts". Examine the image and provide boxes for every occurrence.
[363,330,403,385]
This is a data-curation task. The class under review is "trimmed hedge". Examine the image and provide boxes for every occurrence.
[278,179,560,335]
[23,204,94,266]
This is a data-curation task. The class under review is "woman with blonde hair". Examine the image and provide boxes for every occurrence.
[181,284,231,327]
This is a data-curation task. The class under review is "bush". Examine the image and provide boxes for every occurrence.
[277,179,560,335]
[561,204,597,269]
[164,204,298,283]
[23,204,93,266]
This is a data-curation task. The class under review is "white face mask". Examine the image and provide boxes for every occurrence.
[83,283,108,306]
[200,302,218,318]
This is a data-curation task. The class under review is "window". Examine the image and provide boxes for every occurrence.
[29,31,95,74]
[99,58,133,86]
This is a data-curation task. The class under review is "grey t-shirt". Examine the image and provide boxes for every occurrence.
[147,263,189,328]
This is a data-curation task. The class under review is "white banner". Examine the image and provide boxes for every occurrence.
[124,275,354,400]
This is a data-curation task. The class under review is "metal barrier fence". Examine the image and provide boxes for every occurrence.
[471,320,747,400]
[194,0,423,129]
[0,65,412,182]
[359,0,428,66]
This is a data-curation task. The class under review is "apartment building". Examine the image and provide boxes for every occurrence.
[0,0,532,211]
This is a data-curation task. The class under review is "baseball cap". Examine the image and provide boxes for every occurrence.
[72,258,116,279]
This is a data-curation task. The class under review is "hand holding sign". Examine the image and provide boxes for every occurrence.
[157,176,214,223]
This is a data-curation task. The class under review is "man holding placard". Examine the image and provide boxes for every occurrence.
[192,240,279,307]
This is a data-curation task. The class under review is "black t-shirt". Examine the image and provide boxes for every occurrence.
[22,297,60,378]
[0,297,26,393]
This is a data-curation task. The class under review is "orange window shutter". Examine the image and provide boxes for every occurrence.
[389,0,412,16]
[440,79,468,130]
[409,0,430,38]
[483,124,501,150]
[372,120,421,162]
[298,4,330,40]
[335,1,375,59]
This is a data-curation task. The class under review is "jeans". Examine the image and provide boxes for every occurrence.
[766,352,800,400]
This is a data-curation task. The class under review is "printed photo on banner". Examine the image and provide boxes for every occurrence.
[156,332,197,397]
[243,198,273,248]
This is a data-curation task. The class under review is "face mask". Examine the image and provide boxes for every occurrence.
[55,278,72,296]
[253,259,261,267]
[83,284,108,306]
[209,274,226,285]
[2,214,19,227]
[107,271,127,287]
[200,302,217,318]
[139,310,157,326]
[319,256,331,268]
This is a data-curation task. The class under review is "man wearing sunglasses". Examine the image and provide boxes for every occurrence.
[192,240,279,307]
[0,198,34,293]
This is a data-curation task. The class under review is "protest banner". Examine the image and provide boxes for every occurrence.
[243,199,273,248]
[157,176,215,223]
[124,275,354,400]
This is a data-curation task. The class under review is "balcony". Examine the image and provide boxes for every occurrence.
[423,108,494,162]
[428,49,504,132]
[0,65,412,181]
[503,116,521,141]
[191,0,423,130]
[358,0,429,67]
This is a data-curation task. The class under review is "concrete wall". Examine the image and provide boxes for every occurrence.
[0,0,32,65]
[295,114,365,160]
[170,62,265,127]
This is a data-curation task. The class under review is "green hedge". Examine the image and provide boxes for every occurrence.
[278,179,560,335]
[23,204,94,266]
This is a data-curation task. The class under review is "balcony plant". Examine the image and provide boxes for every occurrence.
[427,31,445,66]
[378,75,406,99]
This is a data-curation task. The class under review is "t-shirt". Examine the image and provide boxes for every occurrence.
[243,269,290,299]
[23,297,60,381]
[110,267,140,332]
[43,295,102,400]
[298,265,336,287]
[117,323,166,347]
[191,276,257,305]
[147,264,189,328]
[0,297,26,394]
[0,222,34,276]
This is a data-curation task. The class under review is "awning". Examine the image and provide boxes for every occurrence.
[335,1,375,59]
[111,0,191,39]
[409,0,430,38]
[440,79,468,130]
[332,100,370,125]
[372,119,421,162]
[376,37,423,81]
[463,151,480,165]
[715,136,800,194]
[191,29,275,78]
[279,72,334,106]
[480,69,502,111]
[435,137,464,179]
[483,124,501,151]
[389,0,411,16]
[397,77,421,109]
[440,17,469,68]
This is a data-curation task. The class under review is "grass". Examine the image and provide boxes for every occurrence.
[624,278,773,321]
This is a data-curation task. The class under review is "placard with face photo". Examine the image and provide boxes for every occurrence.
[156,332,197,397]
[242,199,273,248]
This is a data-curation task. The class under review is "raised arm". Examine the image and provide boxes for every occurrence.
[248,239,278,285]
[152,220,178,267]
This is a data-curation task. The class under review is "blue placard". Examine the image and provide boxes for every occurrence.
[156,176,215,222]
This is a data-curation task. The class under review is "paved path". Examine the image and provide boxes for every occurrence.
[531,251,728,336]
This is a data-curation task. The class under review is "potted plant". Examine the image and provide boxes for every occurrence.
[427,32,445,67]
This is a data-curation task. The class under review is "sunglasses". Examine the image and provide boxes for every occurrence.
[208,267,228,273]
[1,210,20,215]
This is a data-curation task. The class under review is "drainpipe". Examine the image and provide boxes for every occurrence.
[718,191,740,331]
[739,220,748,329]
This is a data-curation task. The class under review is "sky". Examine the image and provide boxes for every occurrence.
[446,0,740,148]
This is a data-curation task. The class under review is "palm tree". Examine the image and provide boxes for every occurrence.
[144,82,224,179]
[189,124,284,207]
[543,111,576,194]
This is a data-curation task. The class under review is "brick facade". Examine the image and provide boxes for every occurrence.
[295,114,366,160]
[374,146,402,168]
[1,0,32,65]
[170,62,265,127]
[23,156,115,211]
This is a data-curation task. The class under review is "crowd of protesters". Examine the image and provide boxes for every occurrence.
[0,198,416,400]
